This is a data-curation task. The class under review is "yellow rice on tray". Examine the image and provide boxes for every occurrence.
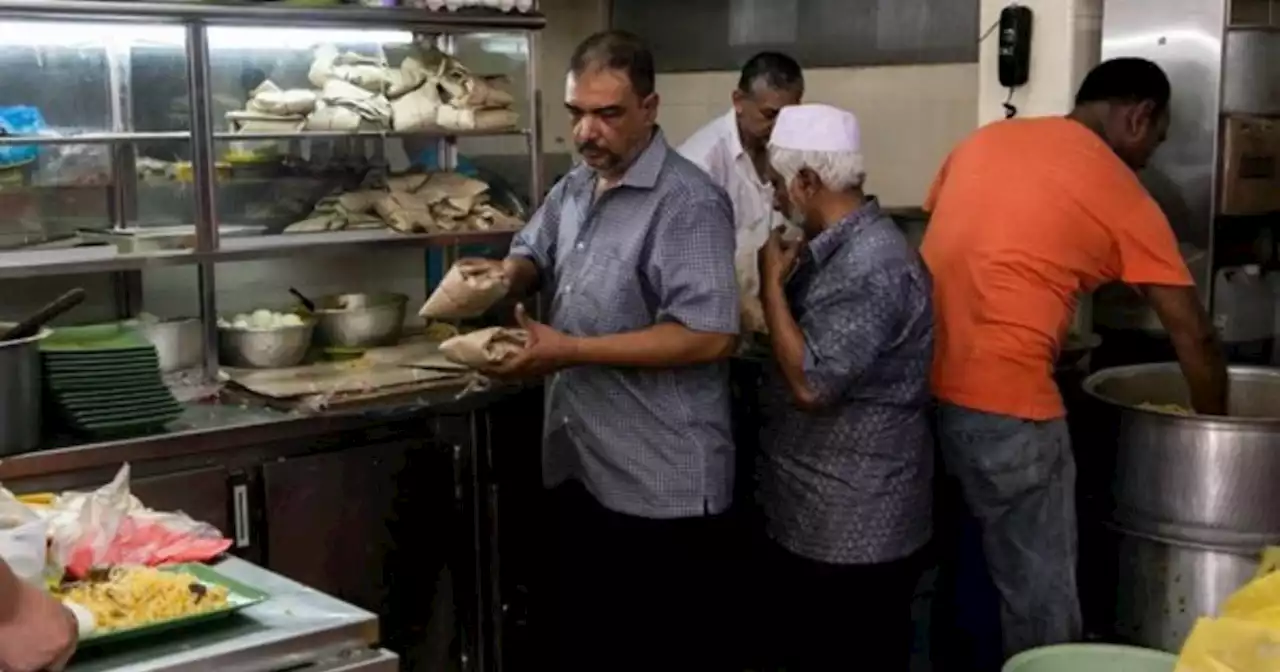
[56,566,230,632]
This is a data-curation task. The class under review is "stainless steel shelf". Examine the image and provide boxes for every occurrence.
[214,128,530,141]
[0,248,195,280]
[0,229,516,280]
[0,131,190,146]
[212,228,516,262]
[0,0,546,30]
[0,128,530,146]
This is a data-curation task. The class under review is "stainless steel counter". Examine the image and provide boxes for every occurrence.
[0,381,525,481]
[67,557,395,672]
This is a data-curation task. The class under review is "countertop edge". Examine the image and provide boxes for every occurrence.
[0,382,529,481]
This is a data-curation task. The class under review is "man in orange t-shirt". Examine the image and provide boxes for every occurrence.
[921,58,1227,660]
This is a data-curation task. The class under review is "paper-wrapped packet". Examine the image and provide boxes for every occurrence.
[439,327,527,368]
[736,245,767,335]
[420,262,510,319]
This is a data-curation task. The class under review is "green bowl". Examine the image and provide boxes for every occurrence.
[1003,644,1177,672]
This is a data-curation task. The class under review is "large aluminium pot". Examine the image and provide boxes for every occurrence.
[0,325,49,455]
[1109,526,1259,653]
[1082,363,1280,549]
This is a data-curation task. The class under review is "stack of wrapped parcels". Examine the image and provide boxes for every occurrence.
[285,171,524,234]
[226,42,519,134]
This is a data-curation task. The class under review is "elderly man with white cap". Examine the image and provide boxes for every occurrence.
[754,103,934,671]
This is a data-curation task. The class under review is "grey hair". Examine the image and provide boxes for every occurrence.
[768,146,866,191]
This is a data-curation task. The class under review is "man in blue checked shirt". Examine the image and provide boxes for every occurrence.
[459,30,739,672]
[754,104,935,672]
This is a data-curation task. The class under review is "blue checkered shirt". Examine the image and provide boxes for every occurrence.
[759,199,935,563]
[509,129,739,518]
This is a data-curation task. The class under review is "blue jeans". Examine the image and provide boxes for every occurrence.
[936,402,1082,660]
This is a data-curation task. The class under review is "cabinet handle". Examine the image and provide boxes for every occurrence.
[232,484,251,548]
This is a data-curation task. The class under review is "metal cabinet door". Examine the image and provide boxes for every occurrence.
[260,440,412,611]
[129,466,232,537]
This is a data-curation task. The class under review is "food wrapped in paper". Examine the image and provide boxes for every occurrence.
[736,244,766,335]
[421,261,510,319]
[373,192,435,233]
[439,327,527,367]
[42,464,231,579]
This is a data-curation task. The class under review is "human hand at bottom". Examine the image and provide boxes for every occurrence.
[482,304,577,379]
[0,580,79,672]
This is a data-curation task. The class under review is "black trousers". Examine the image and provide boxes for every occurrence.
[761,539,924,672]
[540,481,730,672]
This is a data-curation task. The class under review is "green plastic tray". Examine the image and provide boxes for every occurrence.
[40,323,154,352]
[54,391,178,412]
[74,563,268,649]
[42,353,161,368]
[45,371,165,388]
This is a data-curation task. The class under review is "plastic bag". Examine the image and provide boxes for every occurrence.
[0,106,46,169]
[0,488,48,586]
[1176,548,1280,671]
[45,464,231,579]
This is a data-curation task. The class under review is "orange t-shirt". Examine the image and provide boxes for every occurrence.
[920,117,1193,420]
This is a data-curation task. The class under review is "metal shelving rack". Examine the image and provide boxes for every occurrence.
[0,0,545,375]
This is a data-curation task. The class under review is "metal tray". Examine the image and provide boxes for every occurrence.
[74,563,269,649]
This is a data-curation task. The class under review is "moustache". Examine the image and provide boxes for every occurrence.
[577,142,608,155]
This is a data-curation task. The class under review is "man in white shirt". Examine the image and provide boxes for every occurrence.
[678,52,804,333]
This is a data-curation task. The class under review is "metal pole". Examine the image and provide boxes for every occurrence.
[524,28,547,322]
[186,21,220,379]
[106,30,142,319]
[436,33,462,270]
[525,29,543,209]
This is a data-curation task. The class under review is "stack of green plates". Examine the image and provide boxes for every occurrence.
[40,324,182,437]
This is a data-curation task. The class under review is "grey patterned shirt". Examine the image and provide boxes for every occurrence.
[509,129,739,518]
[759,199,934,564]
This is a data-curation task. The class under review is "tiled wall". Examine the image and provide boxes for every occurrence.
[657,64,978,208]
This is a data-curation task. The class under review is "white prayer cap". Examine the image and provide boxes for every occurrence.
[768,104,861,153]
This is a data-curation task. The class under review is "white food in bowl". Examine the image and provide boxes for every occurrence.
[217,310,305,331]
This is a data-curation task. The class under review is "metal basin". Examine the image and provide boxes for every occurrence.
[1109,527,1258,653]
[135,317,202,372]
[218,321,314,369]
[0,324,49,455]
[312,292,407,348]
[1083,364,1280,548]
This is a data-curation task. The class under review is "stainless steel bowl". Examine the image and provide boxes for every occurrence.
[218,321,314,369]
[312,292,408,348]
[136,317,202,372]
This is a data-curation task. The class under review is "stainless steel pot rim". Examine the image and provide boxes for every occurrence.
[1083,362,1280,425]
[0,324,52,348]
[311,292,409,313]
[1103,521,1276,555]
[131,316,200,325]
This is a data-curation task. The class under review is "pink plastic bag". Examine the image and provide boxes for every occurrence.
[47,464,231,579]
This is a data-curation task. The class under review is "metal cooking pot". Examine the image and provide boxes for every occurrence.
[1109,526,1258,653]
[1082,364,1280,548]
[311,292,408,348]
[0,324,49,455]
